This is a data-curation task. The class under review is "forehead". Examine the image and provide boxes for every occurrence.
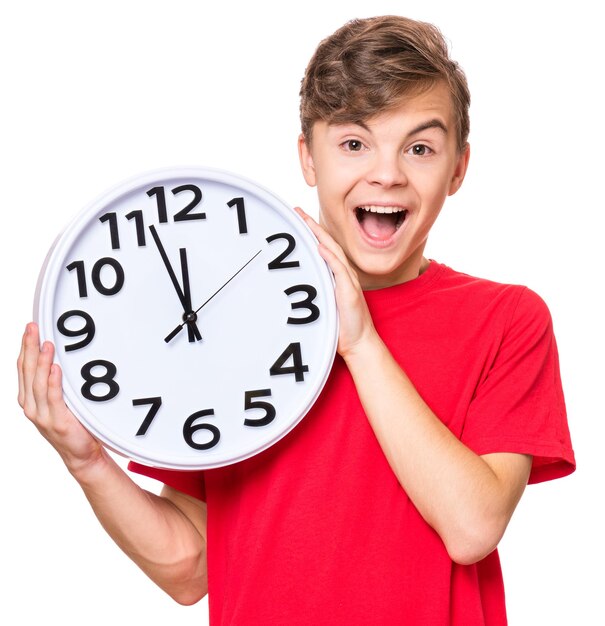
[364,81,455,130]
[307,81,458,146]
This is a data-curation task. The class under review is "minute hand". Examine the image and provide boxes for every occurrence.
[149,225,202,340]
[164,249,262,343]
[178,247,202,342]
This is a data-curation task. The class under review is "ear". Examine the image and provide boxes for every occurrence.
[448,143,471,196]
[298,133,317,187]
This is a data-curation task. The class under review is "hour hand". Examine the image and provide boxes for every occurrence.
[149,225,202,342]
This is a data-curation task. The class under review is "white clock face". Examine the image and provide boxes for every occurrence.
[35,168,338,470]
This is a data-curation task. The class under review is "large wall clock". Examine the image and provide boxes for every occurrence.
[35,167,338,470]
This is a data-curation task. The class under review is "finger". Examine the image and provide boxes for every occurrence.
[47,362,65,411]
[294,207,353,275]
[21,323,42,417]
[32,341,55,421]
[318,243,360,298]
[47,362,74,436]
[46,362,101,459]
[294,207,342,253]
[17,324,29,407]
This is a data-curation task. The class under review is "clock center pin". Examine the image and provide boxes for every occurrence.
[183,311,198,323]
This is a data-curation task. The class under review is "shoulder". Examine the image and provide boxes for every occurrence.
[423,263,557,351]
[438,267,560,373]
[435,263,552,322]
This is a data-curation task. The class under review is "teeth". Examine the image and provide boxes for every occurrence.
[358,205,406,214]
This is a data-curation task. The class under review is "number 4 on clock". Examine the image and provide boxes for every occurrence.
[269,342,309,382]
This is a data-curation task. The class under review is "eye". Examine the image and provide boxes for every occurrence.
[341,139,365,152]
[408,144,432,156]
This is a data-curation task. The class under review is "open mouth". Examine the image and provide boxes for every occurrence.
[355,205,408,241]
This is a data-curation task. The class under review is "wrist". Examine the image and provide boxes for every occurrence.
[66,444,114,487]
[341,327,386,369]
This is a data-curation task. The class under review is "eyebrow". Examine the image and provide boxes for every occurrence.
[343,117,448,137]
[407,118,448,137]
[331,117,449,139]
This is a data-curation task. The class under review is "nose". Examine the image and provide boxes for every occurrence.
[366,150,407,188]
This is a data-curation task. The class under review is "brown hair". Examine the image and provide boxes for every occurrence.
[299,16,470,151]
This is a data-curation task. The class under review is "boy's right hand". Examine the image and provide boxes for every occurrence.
[17,322,106,478]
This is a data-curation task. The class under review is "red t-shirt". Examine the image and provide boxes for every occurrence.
[130,261,575,625]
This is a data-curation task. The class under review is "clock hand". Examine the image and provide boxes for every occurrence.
[149,225,202,341]
[179,248,202,342]
[192,249,262,314]
[164,249,262,343]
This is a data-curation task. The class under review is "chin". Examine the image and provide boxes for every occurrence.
[351,245,425,289]
[352,259,404,289]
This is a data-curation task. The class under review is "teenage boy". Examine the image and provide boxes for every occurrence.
[18,15,574,625]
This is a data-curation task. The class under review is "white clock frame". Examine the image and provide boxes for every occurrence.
[35,167,338,470]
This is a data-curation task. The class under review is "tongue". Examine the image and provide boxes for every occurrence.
[361,212,398,240]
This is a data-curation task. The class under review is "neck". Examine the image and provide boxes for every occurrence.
[358,255,431,291]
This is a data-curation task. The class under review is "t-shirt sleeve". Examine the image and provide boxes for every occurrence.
[461,287,575,484]
[128,461,206,501]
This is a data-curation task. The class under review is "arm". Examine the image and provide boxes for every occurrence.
[17,323,207,604]
[296,209,531,565]
[345,333,531,564]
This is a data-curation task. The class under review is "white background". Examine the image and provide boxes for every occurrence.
[1,1,602,624]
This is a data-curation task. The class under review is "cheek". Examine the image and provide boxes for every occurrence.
[315,175,354,224]
[315,154,358,196]
[318,206,345,242]
[317,199,353,253]
[416,169,453,207]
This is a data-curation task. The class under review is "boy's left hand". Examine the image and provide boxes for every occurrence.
[294,207,378,360]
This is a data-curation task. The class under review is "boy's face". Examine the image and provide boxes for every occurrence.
[298,81,470,289]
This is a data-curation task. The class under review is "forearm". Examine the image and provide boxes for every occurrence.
[343,331,528,564]
[18,325,207,604]
[70,451,207,604]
